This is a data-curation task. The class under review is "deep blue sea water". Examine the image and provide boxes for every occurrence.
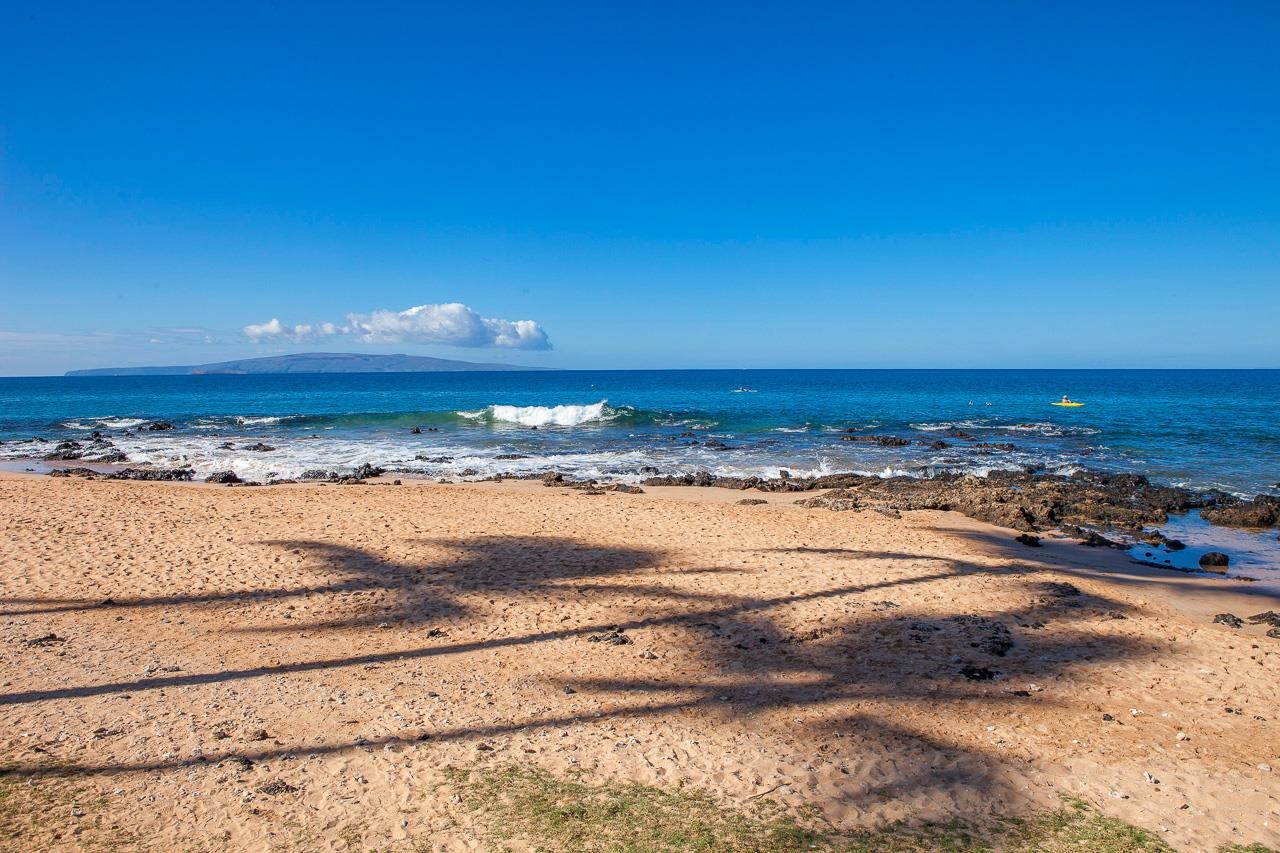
[2,369,1278,496]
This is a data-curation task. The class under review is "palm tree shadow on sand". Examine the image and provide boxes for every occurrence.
[3,534,1157,825]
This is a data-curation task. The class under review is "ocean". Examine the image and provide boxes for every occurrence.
[2,369,1277,495]
[4,368,1278,578]
[2,368,1280,494]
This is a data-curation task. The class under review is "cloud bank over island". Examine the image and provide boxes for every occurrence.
[242,302,551,350]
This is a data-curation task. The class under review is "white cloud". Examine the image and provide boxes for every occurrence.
[241,302,551,350]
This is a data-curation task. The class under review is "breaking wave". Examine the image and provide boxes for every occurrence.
[460,400,620,428]
[60,416,149,430]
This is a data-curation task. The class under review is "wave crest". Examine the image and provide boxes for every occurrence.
[461,400,617,428]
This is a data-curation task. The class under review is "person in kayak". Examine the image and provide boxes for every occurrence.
[1061,394,1074,404]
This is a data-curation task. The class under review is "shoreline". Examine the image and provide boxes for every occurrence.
[6,451,1279,585]
[1,474,1277,849]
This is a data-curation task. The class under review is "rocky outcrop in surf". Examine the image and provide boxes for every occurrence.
[641,468,1246,535]
[1200,496,1279,528]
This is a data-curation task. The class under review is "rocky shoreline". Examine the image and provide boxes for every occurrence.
[634,468,1280,539]
[41,459,1280,542]
[12,422,1279,545]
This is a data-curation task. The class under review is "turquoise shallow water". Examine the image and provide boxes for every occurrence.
[1,369,1277,495]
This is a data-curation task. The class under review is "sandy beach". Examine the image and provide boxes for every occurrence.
[1,473,1277,851]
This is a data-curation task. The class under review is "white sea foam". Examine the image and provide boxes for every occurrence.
[462,400,614,428]
[60,417,149,430]
[1005,421,1101,437]
[909,419,990,432]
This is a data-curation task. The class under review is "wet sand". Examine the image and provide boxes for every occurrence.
[1,473,1277,850]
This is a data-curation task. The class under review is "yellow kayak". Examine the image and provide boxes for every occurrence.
[1051,401,1084,407]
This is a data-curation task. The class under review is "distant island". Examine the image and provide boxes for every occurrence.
[65,352,550,376]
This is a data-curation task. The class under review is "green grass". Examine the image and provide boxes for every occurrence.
[445,766,1278,853]
[5,763,1276,853]
[445,764,824,852]
[0,772,139,851]
[839,797,1171,852]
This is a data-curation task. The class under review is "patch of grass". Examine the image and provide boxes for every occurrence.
[337,820,367,851]
[837,797,1175,852]
[0,771,139,850]
[445,767,1275,853]
[446,764,825,852]
[1004,796,1172,852]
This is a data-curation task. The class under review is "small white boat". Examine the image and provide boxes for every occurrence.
[732,387,757,393]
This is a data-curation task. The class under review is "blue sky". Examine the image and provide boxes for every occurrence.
[1,2,1278,374]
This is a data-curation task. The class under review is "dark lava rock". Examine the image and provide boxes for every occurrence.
[609,484,644,494]
[147,421,174,431]
[679,431,696,438]
[737,498,768,506]
[95,450,128,463]
[947,430,977,441]
[1015,534,1042,547]
[24,632,67,647]
[633,468,1232,535]
[639,466,660,475]
[644,470,718,487]
[702,439,732,450]
[839,434,911,447]
[43,440,84,460]
[255,780,299,795]
[415,455,453,463]
[1268,628,1280,639]
[1247,611,1280,628]
[1074,529,1125,549]
[205,471,242,484]
[352,463,386,479]
[796,489,861,512]
[300,469,335,480]
[48,467,100,478]
[587,628,631,646]
[1213,613,1245,628]
[1165,539,1186,550]
[244,442,275,452]
[1201,497,1279,529]
[706,475,763,490]
[974,442,1017,452]
[960,665,997,681]
[494,453,530,460]
[106,467,195,481]
[926,440,951,450]
[410,426,422,434]
[953,616,1014,657]
[541,472,564,484]
[1198,552,1230,570]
